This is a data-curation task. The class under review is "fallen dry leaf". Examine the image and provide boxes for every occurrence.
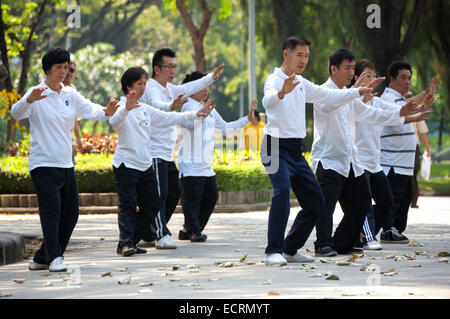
[240,254,248,263]
[245,261,256,265]
[347,253,364,262]
[408,240,423,247]
[172,265,180,271]
[13,279,25,284]
[268,291,280,296]
[437,252,450,257]
[438,258,448,263]
[101,272,112,277]
[326,275,340,280]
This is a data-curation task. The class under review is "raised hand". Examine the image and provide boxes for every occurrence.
[425,76,439,95]
[212,63,225,81]
[171,93,188,111]
[104,99,119,116]
[405,109,433,124]
[247,99,257,122]
[399,100,419,117]
[197,98,215,118]
[125,90,141,110]
[368,77,385,90]
[279,73,300,99]
[362,91,378,104]
[26,87,48,103]
[421,92,435,111]
[358,86,372,96]
[353,71,371,88]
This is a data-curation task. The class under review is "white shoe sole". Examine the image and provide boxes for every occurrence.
[155,245,177,250]
[284,256,315,263]
[137,242,155,248]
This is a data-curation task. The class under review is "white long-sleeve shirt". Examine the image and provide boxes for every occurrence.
[109,96,198,172]
[261,67,362,138]
[311,78,405,178]
[355,97,403,173]
[140,74,214,162]
[11,81,109,171]
[379,87,417,176]
[177,97,249,177]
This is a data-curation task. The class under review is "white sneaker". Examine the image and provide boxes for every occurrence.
[137,239,155,248]
[283,252,315,263]
[265,253,287,266]
[364,240,383,250]
[29,260,48,271]
[155,234,177,250]
[49,256,67,272]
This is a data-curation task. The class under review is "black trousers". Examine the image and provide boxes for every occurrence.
[261,135,324,255]
[113,164,160,249]
[137,159,181,241]
[411,145,421,207]
[314,162,371,252]
[365,170,394,236]
[30,167,79,265]
[180,175,218,235]
[383,167,412,233]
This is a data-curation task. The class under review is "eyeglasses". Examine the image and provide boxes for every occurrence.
[159,65,178,70]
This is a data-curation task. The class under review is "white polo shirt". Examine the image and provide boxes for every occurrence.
[140,74,214,162]
[177,97,249,177]
[379,88,416,176]
[312,78,404,178]
[11,81,109,171]
[355,97,402,173]
[110,96,198,172]
[261,67,362,138]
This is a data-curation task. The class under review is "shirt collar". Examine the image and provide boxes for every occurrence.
[39,80,66,96]
[384,87,405,100]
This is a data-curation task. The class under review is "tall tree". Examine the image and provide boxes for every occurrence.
[341,0,425,90]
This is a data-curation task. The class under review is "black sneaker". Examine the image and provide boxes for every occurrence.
[117,246,137,257]
[315,246,337,257]
[380,227,409,244]
[179,229,191,241]
[191,233,207,243]
[135,247,147,254]
[335,247,364,255]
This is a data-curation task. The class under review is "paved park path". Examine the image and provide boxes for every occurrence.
[0,196,449,299]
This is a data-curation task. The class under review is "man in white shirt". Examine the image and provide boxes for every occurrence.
[261,37,373,266]
[136,48,225,248]
[312,50,430,257]
[11,48,119,272]
[379,61,438,242]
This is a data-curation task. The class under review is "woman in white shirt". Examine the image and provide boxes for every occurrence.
[110,67,214,256]
[11,48,119,272]
[177,71,255,242]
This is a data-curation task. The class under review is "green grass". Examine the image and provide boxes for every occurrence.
[418,178,450,195]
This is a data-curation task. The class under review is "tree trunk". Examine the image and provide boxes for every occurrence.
[176,0,214,73]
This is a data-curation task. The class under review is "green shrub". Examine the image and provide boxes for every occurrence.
[0,152,278,193]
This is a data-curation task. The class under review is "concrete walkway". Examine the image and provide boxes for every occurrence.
[0,196,449,299]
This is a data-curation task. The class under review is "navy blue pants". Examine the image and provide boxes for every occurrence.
[261,135,324,255]
[30,167,79,265]
[363,170,394,237]
[114,164,160,249]
[136,159,180,241]
[314,162,371,252]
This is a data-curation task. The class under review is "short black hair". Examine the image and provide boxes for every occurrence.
[42,48,70,75]
[121,67,148,95]
[328,48,355,74]
[388,61,412,81]
[182,71,207,84]
[350,59,376,87]
[282,36,311,51]
[152,48,176,78]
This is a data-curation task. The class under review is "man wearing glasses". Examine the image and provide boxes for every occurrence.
[136,48,225,248]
